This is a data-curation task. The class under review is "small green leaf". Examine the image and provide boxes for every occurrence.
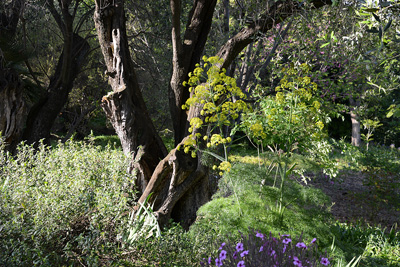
[320,42,330,48]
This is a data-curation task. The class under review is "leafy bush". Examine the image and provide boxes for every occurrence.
[331,222,400,267]
[201,231,331,267]
[0,140,134,266]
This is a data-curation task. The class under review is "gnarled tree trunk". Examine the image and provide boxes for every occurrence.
[94,0,168,194]
[94,0,332,229]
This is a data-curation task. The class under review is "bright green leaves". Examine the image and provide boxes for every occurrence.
[240,63,328,153]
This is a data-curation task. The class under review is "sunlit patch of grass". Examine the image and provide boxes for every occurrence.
[190,162,334,253]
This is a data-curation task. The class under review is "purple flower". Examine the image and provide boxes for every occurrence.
[219,242,226,250]
[233,251,238,260]
[240,250,249,258]
[296,242,307,249]
[269,248,276,256]
[219,250,227,261]
[293,256,302,266]
[237,260,245,267]
[208,257,212,265]
[259,246,264,252]
[321,257,330,266]
[283,245,287,253]
[256,232,264,240]
[282,238,292,244]
[215,257,222,267]
[236,242,244,252]
[310,238,317,244]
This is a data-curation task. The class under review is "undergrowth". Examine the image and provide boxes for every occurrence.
[1,138,399,266]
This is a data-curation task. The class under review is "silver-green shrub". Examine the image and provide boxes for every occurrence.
[0,140,134,266]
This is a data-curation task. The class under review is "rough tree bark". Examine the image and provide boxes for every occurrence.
[0,49,26,151]
[93,0,168,194]
[23,0,90,146]
[0,0,26,152]
[94,0,332,228]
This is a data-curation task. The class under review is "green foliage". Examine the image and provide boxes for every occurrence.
[331,222,400,267]
[191,162,334,249]
[119,223,218,266]
[240,63,327,153]
[361,119,382,150]
[0,140,134,266]
[123,193,161,245]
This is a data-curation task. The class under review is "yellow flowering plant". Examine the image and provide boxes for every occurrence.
[237,63,330,224]
[240,63,327,153]
[179,56,249,176]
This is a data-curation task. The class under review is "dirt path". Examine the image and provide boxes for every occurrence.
[307,170,400,228]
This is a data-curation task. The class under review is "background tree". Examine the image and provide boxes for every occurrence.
[0,0,26,152]
[22,0,91,145]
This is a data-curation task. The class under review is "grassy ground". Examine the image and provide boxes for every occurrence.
[0,136,399,266]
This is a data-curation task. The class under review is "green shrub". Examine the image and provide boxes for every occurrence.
[0,140,134,266]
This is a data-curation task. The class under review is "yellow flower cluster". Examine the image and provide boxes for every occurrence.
[213,161,232,175]
[250,123,267,139]
[206,134,231,148]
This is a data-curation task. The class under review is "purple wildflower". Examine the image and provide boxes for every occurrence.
[233,251,238,260]
[293,256,302,266]
[259,246,264,252]
[256,232,264,240]
[215,257,222,267]
[236,242,244,252]
[208,257,212,265]
[269,248,276,256]
[219,250,227,261]
[237,260,245,267]
[282,238,292,244]
[240,250,249,258]
[310,238,317,244]
[219,242,226,250]
[321,257,330,266]
[296,242,307,249]
[283,245,287,253]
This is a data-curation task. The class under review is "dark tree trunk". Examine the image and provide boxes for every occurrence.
[169,0,218,146]
[23,0,90,146]
[0,51,26,151]
[0,0,26,152]
[23,34,90,145]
